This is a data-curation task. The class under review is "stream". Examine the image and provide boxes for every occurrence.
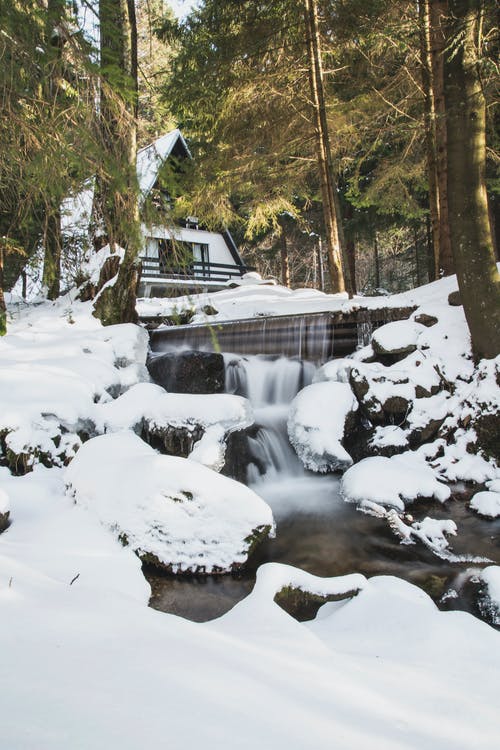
[144,354,500,624]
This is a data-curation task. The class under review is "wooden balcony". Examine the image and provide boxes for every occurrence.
[140,256,253,283]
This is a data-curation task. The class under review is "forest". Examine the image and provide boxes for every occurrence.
[1,0,499,356]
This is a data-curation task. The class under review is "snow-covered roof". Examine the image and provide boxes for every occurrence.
[61,129,192,234]
[136,129,191,197]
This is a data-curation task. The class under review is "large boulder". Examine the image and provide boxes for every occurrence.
[65,432,275,574]
[96,382,253,468]
[372,320,425,358]
[147,351,225,394]
[287,381,358,473]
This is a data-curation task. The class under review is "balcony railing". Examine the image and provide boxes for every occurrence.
[140,257,253,283]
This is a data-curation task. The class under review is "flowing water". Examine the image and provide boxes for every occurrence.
[145,354,500,624]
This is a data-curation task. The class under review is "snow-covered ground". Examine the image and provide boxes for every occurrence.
[1,277,500,748]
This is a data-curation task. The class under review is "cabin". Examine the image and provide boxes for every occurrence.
[62,129,250,297]
[136,130,249,297]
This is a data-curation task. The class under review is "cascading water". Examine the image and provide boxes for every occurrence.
[225,355,315,483]
[145,348,499,626]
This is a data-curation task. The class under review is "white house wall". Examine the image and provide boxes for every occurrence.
[141,224,235,266]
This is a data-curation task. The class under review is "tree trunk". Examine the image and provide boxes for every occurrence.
[303,0,350,295]
[0,247,6,336]
[444,0,500,359]
[42,207,62,300]
[373,231,380,289]
[41,0,66,301]
[419,0,440,278]
[413,226,422,286]
[429,0,453,275]
[279,218,291,287]
[94,0,141,326]
[317,237,325,291]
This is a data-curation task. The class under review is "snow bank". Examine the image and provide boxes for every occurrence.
[469,490,500,519]
[0,298,149,469]
[288,382,358,472]
[66,432,274,573]
[340,455,450,512]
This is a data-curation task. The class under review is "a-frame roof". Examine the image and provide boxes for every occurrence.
[136,129,191,197]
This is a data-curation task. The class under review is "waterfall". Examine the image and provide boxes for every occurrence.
[225,355,315,483]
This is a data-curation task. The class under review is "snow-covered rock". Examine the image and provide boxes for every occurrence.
[387,511,457,556]
[0,487,10,531]
[478,566,500,626]
[372,320,424,356]
[340,454,451,512]
[312,358,354,384]
[65,431,275,573]
[96,382,253,465]
[469,490,500,519]
[288,382,358,473]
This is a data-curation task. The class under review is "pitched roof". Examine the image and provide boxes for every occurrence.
[62,130,192,232]
[136,129,191,196]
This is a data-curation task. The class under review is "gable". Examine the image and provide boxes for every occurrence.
[136,129,191,197]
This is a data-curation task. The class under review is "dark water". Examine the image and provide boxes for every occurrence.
[144,355,500,624]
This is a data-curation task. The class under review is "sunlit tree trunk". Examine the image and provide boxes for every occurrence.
[94,0,141,326]
[444,0,500,359]
[0,247,6,336]
[419,0,440,279]
[41,0,66,300]
[429,0,453,276]
[303,0,350,295]
[278,217,291,287]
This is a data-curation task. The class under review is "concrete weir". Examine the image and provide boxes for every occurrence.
[147,307,415,364]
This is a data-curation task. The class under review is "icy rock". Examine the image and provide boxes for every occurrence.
[65,432,274,574]
[478,566,500,626]
[349,366,413,423]
[372,321,424,357]
[413,312,438,328]
[312,358,354,384]
[340,454,451,512]
[0,488,10,532]
[447,291,462,306]
[147,351,225,394]
[287,382,358,473]
[469,490,500,519]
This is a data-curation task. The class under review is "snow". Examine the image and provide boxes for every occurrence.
[340,455,451,512]
[287,381,358,472]
[2,506,500,750]
[79,243,124,285]
[96,381,252,435]
[370,424,409,448]
[387,512,457,556]
[372,319,424,354]
[2,270,500,749]
[65,431,275,573]
[469,490,500,519]
[312,357,354,384]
